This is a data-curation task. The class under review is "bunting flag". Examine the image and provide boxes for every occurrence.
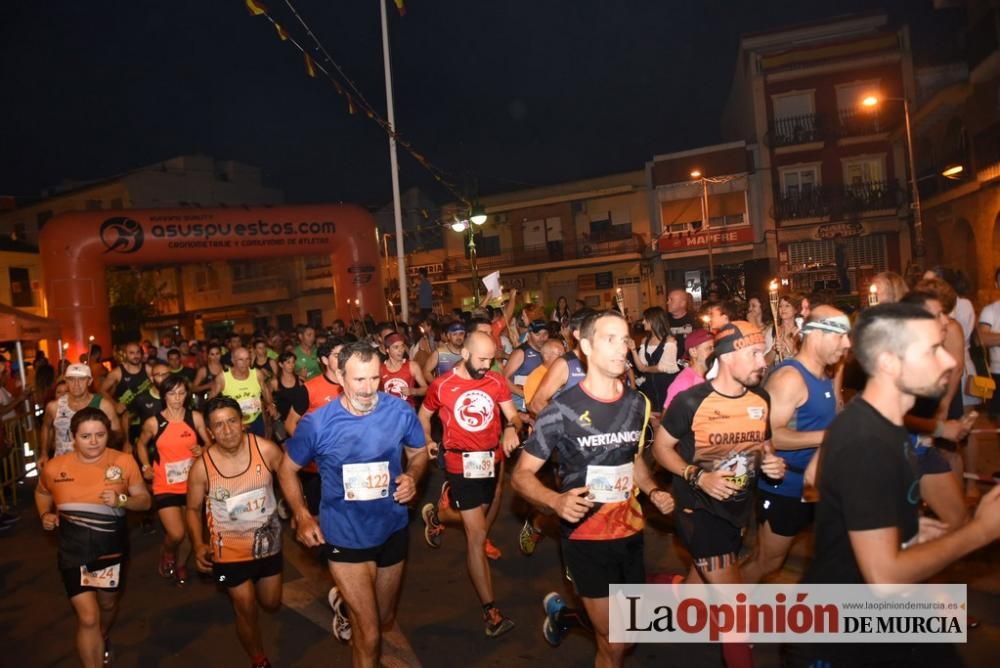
[347,95,356,115]
[304,52,317,78]
[394,0,407,16]
[245,0,268,16]
[274,22,289,41]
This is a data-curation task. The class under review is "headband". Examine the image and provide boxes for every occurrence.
[801,315,851,336]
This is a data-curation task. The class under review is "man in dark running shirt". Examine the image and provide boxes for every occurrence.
[513,310,673,667]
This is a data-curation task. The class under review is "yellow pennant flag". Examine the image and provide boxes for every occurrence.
[304,53,317,78]
[274,22,288,41]
[394,0,406,16]
[347,96,357,115]
[245,0,268,16]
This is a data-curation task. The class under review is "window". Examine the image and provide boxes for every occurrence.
[8,267,33,307]
[307,309,323,329]
[469,232,501,257]
[194,265,220,292]
[772,91,814,120]
[836,80,879,114]
[780,166,820,196]
[843,155,884,185]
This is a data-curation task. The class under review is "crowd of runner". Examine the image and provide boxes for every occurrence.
[25,273,1000,668]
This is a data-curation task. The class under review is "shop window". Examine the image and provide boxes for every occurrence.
[8,267,33,307]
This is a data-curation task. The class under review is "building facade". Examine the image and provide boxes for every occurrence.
[724,12,915,298]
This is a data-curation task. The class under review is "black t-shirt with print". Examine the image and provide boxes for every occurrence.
[666,313,697,380]
[524,383,650,541]
[803,397,920,584]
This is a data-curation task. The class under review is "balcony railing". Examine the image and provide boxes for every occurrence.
[775,180,902,221]
[837,107,888,137]
[444,233,645,274]
[769,113,821,147]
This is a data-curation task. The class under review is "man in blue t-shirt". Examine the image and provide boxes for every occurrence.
[741,306,850,584]
[279,342,427,668]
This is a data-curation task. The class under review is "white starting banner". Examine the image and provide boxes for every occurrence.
[609,584,967,643]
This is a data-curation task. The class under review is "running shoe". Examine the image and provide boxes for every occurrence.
[251,658,271,668]
[158,548,176,579]
[484,606,515,638]
[518,517,543,556]
[485,538,502,560]
[421,503,443,548]
[327,586,353,642]
[542,591,568,646]
[102,637,113,665]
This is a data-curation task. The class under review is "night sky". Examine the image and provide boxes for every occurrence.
[3,0,932,209]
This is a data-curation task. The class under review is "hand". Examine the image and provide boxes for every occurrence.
[294,513,325,547]
[649,489,675,515]
[907,516,950,547]
[190,444,203,458]
[760,443,786,480]
[938,419,968,442]
[41,511,59,530]
[393,473,416,504]
[426,441,439,459]
[99,489,119,507]
[399,386,410,398]
[626,338,636,352]
[501,428,520,457]
[973,484,1000,540]
[142,466,154,481]
[696,470,742,501]
[193,544,214,573]
[551,486,594,523]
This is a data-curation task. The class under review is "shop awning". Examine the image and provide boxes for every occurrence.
[0,303,61,342]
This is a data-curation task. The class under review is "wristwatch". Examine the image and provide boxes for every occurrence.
[116,493,128,508]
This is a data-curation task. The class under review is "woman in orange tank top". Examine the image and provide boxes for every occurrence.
[135,375,209,585]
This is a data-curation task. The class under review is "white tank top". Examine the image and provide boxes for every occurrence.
[53,394,76,457]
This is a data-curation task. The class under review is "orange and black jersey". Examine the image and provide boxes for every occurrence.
[662,382,770,528]
[524,383,649,541]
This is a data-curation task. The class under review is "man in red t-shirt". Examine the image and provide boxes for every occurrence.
[418,331,522,638]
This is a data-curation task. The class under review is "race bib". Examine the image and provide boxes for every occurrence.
[342,461,390,501]
[585,462,634,503]
[80,563,120,589]
[462,450,495,479]
[238,396,262,416]
[224,487,269,520]
[164,458,193,485]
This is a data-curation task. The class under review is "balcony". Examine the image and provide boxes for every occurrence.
[775,180,902,222]
[444,232,645,274]
[769,113,822,148]
[836,107,892,137]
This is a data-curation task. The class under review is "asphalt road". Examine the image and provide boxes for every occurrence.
[3,430,999,667]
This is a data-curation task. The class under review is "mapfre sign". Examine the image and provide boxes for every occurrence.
[657,225,754,253]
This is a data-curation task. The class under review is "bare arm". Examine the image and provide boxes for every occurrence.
[766,366,825,450]
[633,450,674,515]
[277,451,325,546]
[191,366,211,394]
[208,373,224,400]
[185,461,213,572]
[418,404,437,457]
[422,350,439,382]
[511,450,594,522]
[977,322,1000,347]
[850,485,1000,584]
[134,417,158,476]
[258,369,278,418]
[528,358,568,416]
[99,366,121,397]
[409,361,428,397]
[192,412,212,450]
[284,406,303,438]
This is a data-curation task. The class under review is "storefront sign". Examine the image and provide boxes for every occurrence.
[815,222,865,240]
[657,225,754,253]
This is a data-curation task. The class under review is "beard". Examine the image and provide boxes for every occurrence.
[465,360,488,380]
[898,372,949,400]
[347,392,380,415]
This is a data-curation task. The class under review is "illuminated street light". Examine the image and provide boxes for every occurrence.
[941,164,964,180]
[470,204,487,226]
[860,93,923,260]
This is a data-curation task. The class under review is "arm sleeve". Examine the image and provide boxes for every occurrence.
[121,456,142,487]
[979,303,997,328]
[285,413,318,467]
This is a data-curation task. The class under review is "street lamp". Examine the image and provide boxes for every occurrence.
[451,213,487,305]
[860,94,923,261]
[941,164,964,180]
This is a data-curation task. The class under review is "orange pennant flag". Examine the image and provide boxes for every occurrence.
[394,0,406,16]
[274,22,289,41]
[347,96,357,115]
[304,53,317,78]
[245,0,268,16]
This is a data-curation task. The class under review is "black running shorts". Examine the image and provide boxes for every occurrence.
[674,507,744,569]
[60,558,126,599]
[561,533,645,599]
[756,488,814,537]
[324,526,408,568]
[213,552,283,588]
[445,465,499,511]
[154,493,186,510]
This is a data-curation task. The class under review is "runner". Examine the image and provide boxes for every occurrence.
[418,331,523,637]
[279,342,427,668]
[251,338,278,384]
[211,347,277,438]
[528,308,594,416]
[100,342,152,452]
[522,339,566,408]
[185,396,284,668]
[294,326,322,380]
[740,306,850,584]
[787,303,1000,667]
[135,375,210,585]
[503,319,550,413]
[192,343,226,406]
[423,321,466,380]
[379,333,428,407]
[511,310,673,666]
[35,407,151,668]
[653,320,786,667]
[40,364,123,467]
[269,351,301,442]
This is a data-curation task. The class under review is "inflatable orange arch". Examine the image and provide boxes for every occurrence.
[39,204,384,360]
